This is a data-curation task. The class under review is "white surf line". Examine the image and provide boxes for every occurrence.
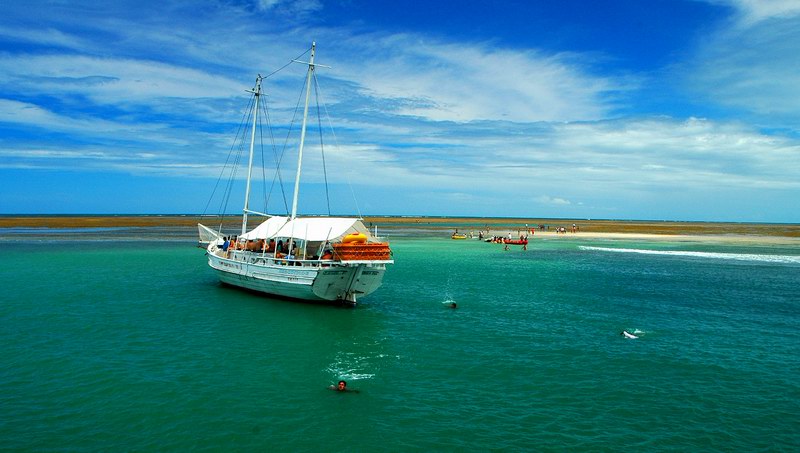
[579,246,800,264]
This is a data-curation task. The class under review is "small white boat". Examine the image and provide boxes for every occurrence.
[199,43,393,305]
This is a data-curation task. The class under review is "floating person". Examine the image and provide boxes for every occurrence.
[329,380,359,393]
[621,330,638,339]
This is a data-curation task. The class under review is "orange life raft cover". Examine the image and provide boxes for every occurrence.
[332,242,391,260]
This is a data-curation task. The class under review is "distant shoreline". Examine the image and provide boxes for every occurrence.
[1,215,798,240]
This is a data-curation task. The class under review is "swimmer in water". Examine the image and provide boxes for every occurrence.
[450,302,457,309]
[329,380,359,393]
[621,330,638,339]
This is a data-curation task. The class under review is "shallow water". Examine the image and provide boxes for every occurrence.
[1,230,798,450]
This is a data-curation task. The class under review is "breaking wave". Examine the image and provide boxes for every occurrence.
[579,246,800,264]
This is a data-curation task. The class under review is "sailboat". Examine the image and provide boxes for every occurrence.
[198,43,393,305]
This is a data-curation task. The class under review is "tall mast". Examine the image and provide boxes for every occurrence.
[242,74,262,236]
[290,42,316,220]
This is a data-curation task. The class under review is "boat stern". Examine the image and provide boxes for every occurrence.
[311,263,388,304]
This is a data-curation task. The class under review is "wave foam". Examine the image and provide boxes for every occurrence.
[579,246,800,264]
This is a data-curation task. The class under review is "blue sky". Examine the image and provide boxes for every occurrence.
[1,0,799,222]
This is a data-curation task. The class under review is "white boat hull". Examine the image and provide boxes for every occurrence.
[206,248,389,304]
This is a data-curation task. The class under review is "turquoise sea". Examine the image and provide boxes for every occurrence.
[1,225,798,451]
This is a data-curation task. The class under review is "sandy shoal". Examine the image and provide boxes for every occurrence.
[1,215,798,244]
[503,231,800,245]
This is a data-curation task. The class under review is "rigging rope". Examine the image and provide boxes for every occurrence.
[218,100,251,230]
[199,91,256,232]
[199,47,365,235]
[263,48,311,80]
[313,72,331,215]
[258,100,268,215]
[314,73,364,220]
[270,73,311,215]
[260,91,289,214]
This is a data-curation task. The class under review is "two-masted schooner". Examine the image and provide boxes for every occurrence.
[198,43,392,305]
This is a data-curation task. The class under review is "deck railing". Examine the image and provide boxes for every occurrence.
[212,246,389,268]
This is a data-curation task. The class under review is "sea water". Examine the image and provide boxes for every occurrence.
[0,228,798,451]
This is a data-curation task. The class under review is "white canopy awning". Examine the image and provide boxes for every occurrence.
[241,217,370,242]
[239,216,289,240]
[274,217,367,241]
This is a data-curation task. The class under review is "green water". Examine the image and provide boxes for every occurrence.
[1,234,798,451]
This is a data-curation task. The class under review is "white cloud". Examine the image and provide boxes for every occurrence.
[0,54,242,104]
[680,13,800,123]
[257,0,282,9]
[0,99,158,135]
[370,117,799,191]
[1,0,798,220]
[331,35,628,123]
[255,0,322,14]
[539,118,800,190]
[0,8,630,126]
[705,0,800,25]
[0,25,89,50]
[0,98,235,169]
[297,114,798,219]
[535,195,572,206]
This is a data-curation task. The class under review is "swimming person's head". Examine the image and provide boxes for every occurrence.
[337,380,347,391]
